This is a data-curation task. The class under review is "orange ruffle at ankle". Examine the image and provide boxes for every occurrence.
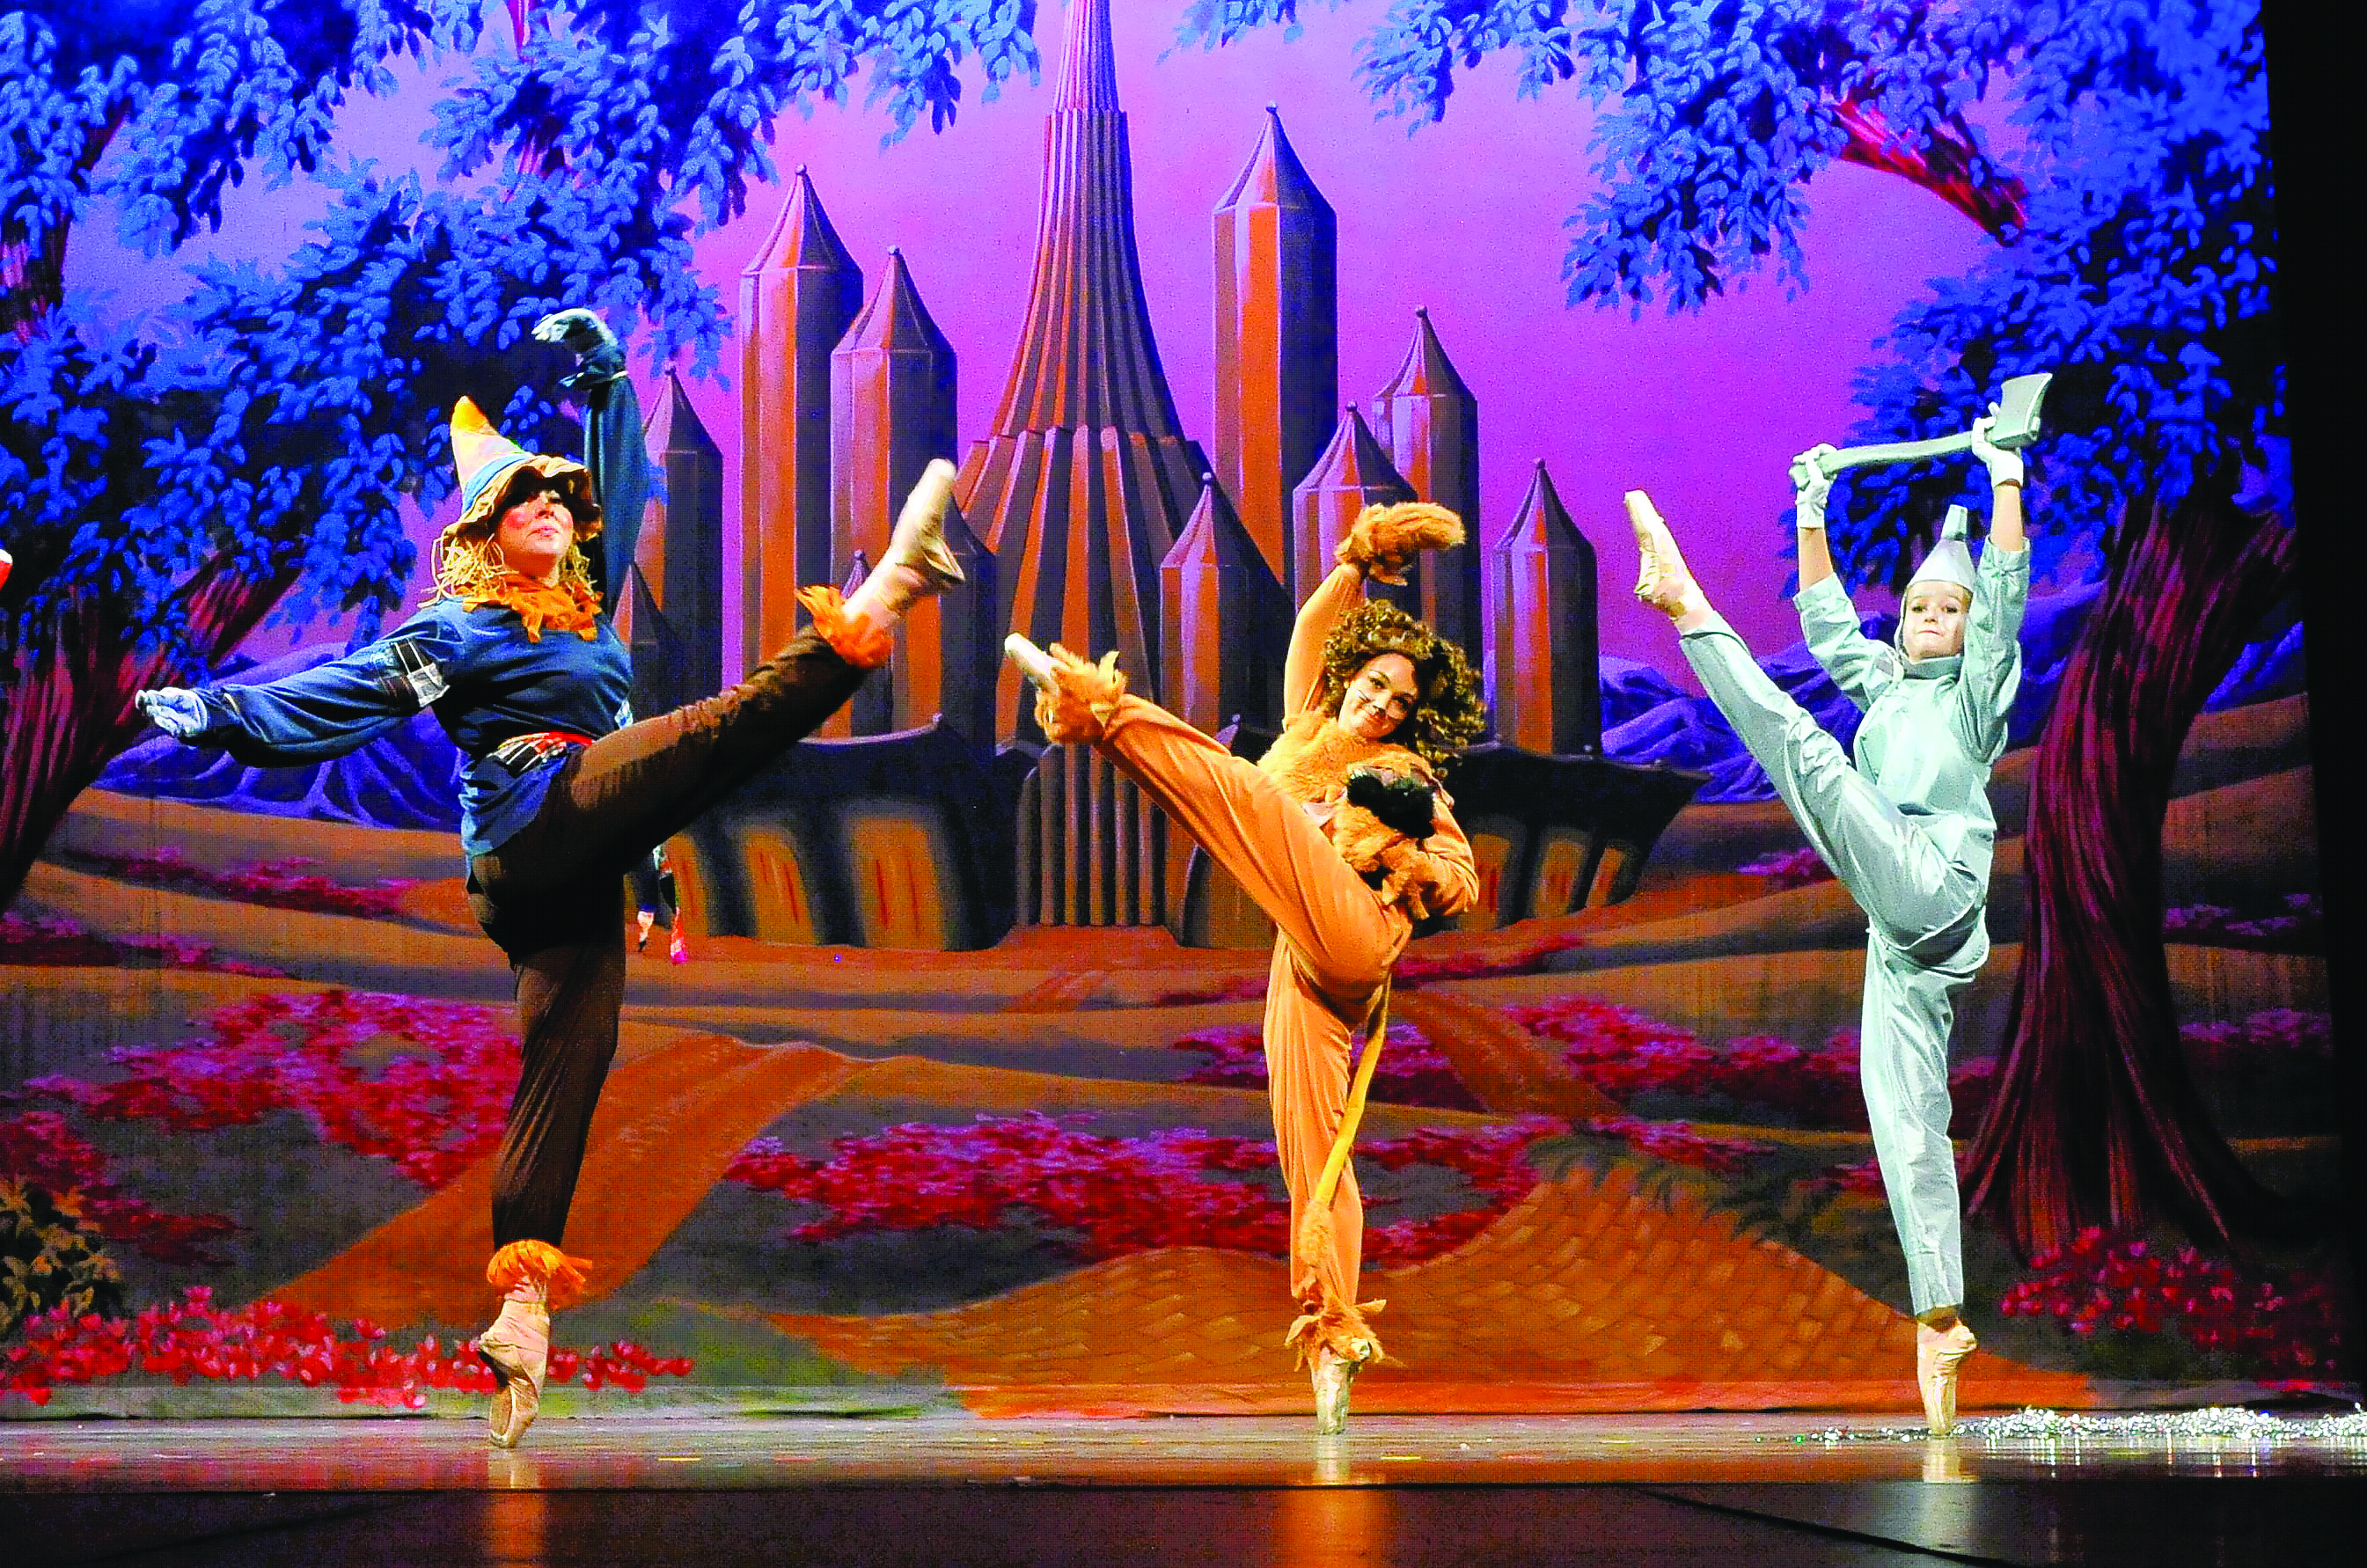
[486,1239,593,1308]
[1284,1296,1385,1371]
[795,585,893,669]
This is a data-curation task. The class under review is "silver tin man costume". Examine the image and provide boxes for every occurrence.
[1682,509,2026,1317]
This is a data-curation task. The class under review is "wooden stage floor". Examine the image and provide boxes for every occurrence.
[8,1410,2366,1565]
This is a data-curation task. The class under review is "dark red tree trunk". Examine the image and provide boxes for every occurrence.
[1966,473,2298,1256]
[0,562,295,912]
[3,111,121,336]
[1833,100,2027,240]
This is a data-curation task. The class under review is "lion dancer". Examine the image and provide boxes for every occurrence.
[137,311,964,1445]
[1008,505,1484,1433]
[1625,411,2029,1433]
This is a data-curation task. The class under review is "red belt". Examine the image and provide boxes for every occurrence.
[487,730,598,771]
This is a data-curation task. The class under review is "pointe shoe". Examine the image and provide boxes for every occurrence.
[1623,488,1704,622]
[1004,632,1058,691]
[1916,1319,1978,1436]
[1004,634,1125,744]
[477,1241,583,1449]
[881,458,965,593]
[477,1298,550,1449]
[1309,1337,1376,1437]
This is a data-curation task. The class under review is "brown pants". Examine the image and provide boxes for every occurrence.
[1094,695,1406,1354]
[467,629,867,1249]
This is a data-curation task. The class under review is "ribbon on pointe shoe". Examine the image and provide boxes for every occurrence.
[881,458,965,593]
[478,1241,590,1449]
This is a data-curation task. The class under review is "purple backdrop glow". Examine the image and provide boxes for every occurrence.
[77,4,1996,679]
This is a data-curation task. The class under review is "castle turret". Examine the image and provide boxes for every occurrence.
[958,0,1210,744]
[963,0,1214,927]
[1161,473,1286,733]
[1370,308,1484,655]
[1489,460,1601,754]
[1290,404,1415,609]
[738,167,861,681]
[625,567,689,718]
[832,247,958,736]
[633,370,724,704]
[1213,106,1337,587]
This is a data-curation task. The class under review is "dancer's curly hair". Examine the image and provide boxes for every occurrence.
[429,467,601,604]
[1316,600,1486,773]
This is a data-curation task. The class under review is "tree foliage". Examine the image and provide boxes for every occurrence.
[1834,1,2273,588]
[1181,1,2276,589]
[0,1,1041,910]
[1,0,1042,664]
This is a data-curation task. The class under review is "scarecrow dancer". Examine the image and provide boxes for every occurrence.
[138,311,964,1445]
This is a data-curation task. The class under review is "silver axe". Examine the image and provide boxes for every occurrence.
[1790,373,2054,489]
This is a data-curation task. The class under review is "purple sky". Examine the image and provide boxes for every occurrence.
[76,3,2000,681]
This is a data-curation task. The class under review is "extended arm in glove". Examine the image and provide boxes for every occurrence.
[532,308,626,390]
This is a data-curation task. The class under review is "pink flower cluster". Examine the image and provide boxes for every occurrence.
[1147,928,1587,1005]
[28,990,517,1188]
[1577,1116,1768,1175]
[75,848,417,919]
[726,1112,1560,1264]
[1359,1118,1564,1264]
[0,909,285,976]
[1797,1157,1888,1197]
[1997,1228,2344,1378]
[2178,1008,2333,1070]
[1739,846,1836,889]
[1170,1022,1483,1110]
[2163,893,2321,949]
[1393,928,1589,983]
[1503,996,1995,1128]
[0,1112,236,1265]
[2,1287,692,1408]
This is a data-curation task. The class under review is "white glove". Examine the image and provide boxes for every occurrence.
[1969,403,2025,487]
[1792,444,1837,530]
[136,688,208,741]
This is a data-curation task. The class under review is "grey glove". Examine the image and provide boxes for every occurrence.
[136,688,207,741]
[532,308,626,389]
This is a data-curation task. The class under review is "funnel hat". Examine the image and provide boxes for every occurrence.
[1904,505,1976,597]
[435,398,602,561]
[1894,505,1977,659]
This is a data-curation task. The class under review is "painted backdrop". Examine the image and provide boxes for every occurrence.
[0,1,2336,1415]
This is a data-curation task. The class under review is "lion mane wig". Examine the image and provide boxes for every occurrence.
[1315,599,1486,773]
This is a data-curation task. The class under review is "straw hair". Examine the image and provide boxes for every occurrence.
[429,528,597,606]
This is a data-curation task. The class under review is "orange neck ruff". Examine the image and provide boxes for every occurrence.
[465,573,603,642]
[1256,712,1430,805]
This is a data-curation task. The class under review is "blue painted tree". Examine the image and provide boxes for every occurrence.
[0,1,1041,908]
[1189,1,2291,1253]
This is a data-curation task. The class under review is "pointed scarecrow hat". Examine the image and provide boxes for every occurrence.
[436,398,602,559]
